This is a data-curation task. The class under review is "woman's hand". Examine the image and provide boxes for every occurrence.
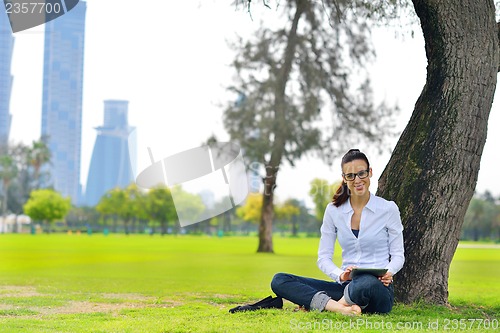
[340,266,357,282]
[379,272,393,286]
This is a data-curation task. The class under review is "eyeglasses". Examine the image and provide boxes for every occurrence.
[342,169,369,181]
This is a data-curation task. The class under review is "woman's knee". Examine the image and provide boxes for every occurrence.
[349,275,393,314]
[352,274,381,288]
[348,275,385,300]
[270,272,291,293]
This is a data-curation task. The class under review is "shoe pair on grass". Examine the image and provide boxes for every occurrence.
[229,295,283,313]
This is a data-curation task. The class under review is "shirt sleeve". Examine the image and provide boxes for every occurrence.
[385,201,405,275]
[317,205,344,283]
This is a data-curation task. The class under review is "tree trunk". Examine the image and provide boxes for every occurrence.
[377,0,499,305]
[257,0,306,253]
[258,164,278,252]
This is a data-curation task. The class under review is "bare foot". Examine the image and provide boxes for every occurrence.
[337,296,350,306]
[324,299,361,316]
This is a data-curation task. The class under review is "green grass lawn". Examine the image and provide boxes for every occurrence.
[0,234,498,332]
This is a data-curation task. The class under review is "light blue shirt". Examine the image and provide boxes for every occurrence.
[317,193,405,284]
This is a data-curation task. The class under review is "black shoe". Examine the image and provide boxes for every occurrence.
[229,295,283,313]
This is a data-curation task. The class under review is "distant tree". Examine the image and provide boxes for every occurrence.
[117,184,144,234]
[236,193,263,234]
[463,198,488,241]
[236,193,262,223]
[224,0,397,252]
[209,201,238,234]
[145,185,177,235]
[463,194,499,241]
[66,206,100,231]
[7,143,30,214]
[481,190,496,204]
[168,186,205,231]
[494,205,500,241]
[2,140,52,214]
[275,198,301,236]
[126,183,148,233]
[98,185,144,234]
[96,188,124,233]
[309,178,342,223]
[23,189,71,233]
[0,155,18,220]
[27,139,51,189]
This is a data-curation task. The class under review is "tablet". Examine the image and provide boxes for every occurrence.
[350,268,388,278]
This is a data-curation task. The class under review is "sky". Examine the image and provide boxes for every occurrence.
[6,0,500,209]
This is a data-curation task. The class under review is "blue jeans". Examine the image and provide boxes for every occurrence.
[270,272,394,314]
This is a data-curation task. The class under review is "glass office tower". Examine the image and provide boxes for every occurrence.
[0,11,14,147]
[84,100,135,206]
[41,1,86,202]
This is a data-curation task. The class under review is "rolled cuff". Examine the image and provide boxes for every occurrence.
[343,284,355,305]
[310,291,331,311]
[328,267,344,284]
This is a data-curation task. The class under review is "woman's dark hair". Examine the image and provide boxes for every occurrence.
[332,149,370,207]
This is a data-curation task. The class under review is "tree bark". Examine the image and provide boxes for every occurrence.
[497,21,500,71]
[377,0,499,305]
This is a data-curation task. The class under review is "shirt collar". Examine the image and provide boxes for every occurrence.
[341,193,376,213]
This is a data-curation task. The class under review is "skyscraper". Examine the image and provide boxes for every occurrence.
[0,11,14,147]
[84,100,135,206]
[41,1,86,202]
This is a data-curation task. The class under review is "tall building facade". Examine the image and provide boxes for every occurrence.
[0,12,14,147]
[84,100,135,206]
[41,1,86,202]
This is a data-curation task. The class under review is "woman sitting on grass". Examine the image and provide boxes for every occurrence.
[271,149,405,315]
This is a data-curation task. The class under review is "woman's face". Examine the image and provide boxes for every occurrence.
[342,159,372,198]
